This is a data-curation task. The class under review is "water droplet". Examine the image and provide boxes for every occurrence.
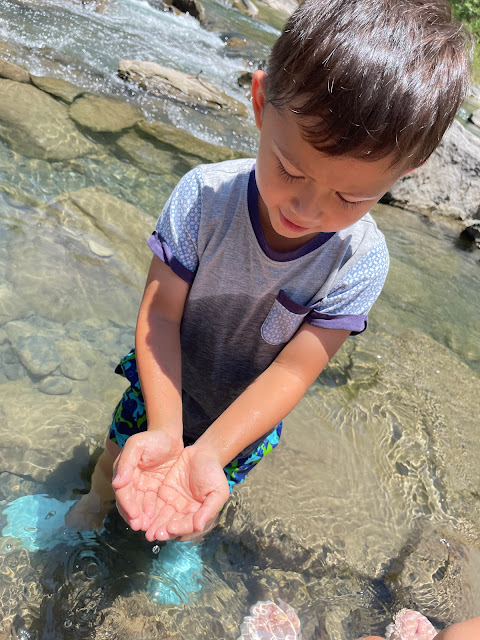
[152,545,160,555]
[45,510,56,520]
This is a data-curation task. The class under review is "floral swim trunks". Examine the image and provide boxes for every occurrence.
[109,349,282,491]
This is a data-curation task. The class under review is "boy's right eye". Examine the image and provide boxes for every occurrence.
[276,160,303,183]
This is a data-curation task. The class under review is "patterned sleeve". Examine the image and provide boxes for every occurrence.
[147,167,203,284]
[305,240,389,335]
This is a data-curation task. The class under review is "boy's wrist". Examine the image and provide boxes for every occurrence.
[191,433,231,468]
[147,421,183,443]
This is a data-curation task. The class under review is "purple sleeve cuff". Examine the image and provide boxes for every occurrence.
[305,312,368,335]
[147,231,195,284]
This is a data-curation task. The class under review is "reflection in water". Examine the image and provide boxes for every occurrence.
[0,0,479,638]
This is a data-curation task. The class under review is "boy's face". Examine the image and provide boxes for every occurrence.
[251,71,406,250]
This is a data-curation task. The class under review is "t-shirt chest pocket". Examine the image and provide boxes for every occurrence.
[261,290,312,346]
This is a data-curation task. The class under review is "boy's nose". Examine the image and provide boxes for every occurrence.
[290,185,324,221]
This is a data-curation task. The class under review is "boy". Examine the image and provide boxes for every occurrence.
[66,0,471,540]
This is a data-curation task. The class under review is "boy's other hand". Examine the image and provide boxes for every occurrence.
[112,430,184,531]
[144,444,230,542]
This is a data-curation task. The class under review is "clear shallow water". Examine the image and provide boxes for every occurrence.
[0,2,480,639]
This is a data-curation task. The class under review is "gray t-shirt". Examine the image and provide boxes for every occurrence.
[147,159,389,451]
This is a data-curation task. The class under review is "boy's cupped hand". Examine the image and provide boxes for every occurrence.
[112,432,230,540]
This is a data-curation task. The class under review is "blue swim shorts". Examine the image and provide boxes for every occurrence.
[109,349,282,490]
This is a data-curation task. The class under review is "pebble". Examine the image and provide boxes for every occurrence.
[88,239,114,258]
[38,376,73,395]
[60,357,90,380]
[6,328,61,377]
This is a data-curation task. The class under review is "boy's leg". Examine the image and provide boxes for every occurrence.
[65,437,121,530]
[66,372,144,530]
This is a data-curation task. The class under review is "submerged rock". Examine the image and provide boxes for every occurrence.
[118,60,247,115]
[30,75,84,104]
[5,320,62,377]
[115,129,190,175]
[137,120,246,163]
[0,79,95,161]
[38,376,73,396]
[69,94,142,132]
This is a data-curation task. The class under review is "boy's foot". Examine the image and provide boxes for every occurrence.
[386,609,437,640]
[65,493,114,531]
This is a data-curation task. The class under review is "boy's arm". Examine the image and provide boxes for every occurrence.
[158,323,349,538]
[193,323,349,467]
[135,255,190,437]
[113,255,190,528]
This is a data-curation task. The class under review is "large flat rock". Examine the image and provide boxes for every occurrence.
[118,60,247,115]
[0,79,95,161]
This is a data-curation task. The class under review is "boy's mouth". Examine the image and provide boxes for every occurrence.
[279,210,310,233]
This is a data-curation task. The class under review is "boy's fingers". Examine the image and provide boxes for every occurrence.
[112,439,145,489]
[114,485,142,521]
[145,504,176,542]
[142,489,158,519]
[166,513,194,536]
[193,490,228,532]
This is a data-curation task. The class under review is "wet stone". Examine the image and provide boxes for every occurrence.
[0,79,96,161]
[30,75,84,104]
[118,60,247,115]
[5,321,61,377]
[137,120,241,164]
[0,59,30,84]
[38,375,73,395]
[60,357,90,381]
[69,94,142,133]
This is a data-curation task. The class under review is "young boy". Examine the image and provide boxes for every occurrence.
[66,0,471,540]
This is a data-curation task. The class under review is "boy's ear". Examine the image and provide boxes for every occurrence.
[251,70,267,131]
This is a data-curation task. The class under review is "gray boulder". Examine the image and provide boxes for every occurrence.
[470,108,480,128]
[118,60,247,115]
[383,119,480,221]
[0,79,95,161]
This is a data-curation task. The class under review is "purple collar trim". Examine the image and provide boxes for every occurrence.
[247,168,335,262]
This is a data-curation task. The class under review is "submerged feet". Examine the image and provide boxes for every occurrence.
[65,492,115,531]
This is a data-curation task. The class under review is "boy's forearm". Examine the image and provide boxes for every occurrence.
[194,360,311,466]
[135,309,183,440]
[134,257,190,442]
[194,325,349,466]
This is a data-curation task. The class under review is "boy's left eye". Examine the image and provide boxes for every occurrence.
[276,160,303,183]
[336,193,361,209]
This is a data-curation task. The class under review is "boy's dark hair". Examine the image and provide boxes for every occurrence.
[266,0,472,168]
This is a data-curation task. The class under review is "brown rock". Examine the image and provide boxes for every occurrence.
[0,59,30,83]
[30,75,84,103]
[118,60,247,115]
[69,94,141,132]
